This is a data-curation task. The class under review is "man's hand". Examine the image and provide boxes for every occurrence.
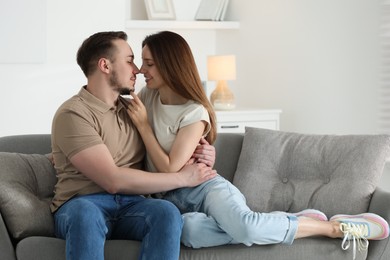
[179,163,217,187]
[191,137,216,168]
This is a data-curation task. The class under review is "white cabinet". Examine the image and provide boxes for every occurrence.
[215,109,282,133]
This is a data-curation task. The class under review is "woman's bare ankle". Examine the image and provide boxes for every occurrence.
[329,221,343,238]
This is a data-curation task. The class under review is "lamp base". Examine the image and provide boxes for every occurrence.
[210,80,235,110]
[213,101,236,110]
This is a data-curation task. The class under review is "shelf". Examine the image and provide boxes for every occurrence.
[125,20,240,30]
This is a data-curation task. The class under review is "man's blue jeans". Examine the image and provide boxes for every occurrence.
[54,193,183,260]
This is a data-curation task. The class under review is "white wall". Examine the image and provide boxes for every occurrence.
[0,0,127,137]
[219,0,389,191]
[1,0,389,191]
[219,0,381,136]
[0,0,211,137]
[1,0,381,136]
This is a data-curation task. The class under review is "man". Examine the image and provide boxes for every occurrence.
[51,31,217,260]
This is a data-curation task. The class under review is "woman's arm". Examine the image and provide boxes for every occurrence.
[127,92,207,173]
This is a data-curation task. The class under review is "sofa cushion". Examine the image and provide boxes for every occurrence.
[0,152,57,240]
[232,127,390,217]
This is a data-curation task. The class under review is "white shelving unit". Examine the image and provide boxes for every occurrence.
[125,20,240,30]
[125,1,240,93]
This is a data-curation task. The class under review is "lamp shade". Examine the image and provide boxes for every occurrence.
[207,55,236,81]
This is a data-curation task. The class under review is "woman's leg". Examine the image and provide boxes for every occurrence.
[295,218,341,239]
[180,211,340,248]
[167,176,389,253]
[165,176,298,247]
[200,176,298,246]
[179,176,388,251]
[181,212,238,248]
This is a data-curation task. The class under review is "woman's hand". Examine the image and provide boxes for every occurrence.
[126,92,149,130]
[191,137,216,168]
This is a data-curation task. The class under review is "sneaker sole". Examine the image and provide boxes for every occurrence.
[294,209,328,221]
[330,213,389,240]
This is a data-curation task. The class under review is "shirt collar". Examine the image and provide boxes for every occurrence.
[78,86,113,114]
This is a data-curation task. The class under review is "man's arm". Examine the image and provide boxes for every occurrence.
[70,143,216,195]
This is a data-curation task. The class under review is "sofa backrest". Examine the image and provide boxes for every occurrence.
[0,133,244,182]
[0,133,244,241]
[0,134,51,154]
[213,133,244,182]
[232,127,390,217]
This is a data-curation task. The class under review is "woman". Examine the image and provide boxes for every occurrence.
[126,31,389,257]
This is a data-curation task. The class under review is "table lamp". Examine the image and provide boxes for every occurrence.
[207,55,236,110]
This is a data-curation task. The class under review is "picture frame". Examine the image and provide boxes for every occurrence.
[195,0,229,21]
[144,0,176,20]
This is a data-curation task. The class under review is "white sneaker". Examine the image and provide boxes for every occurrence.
[330,213,390,260]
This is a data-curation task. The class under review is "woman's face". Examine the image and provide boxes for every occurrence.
[140,45,166,90]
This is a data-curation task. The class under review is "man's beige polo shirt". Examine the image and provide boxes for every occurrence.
[50,86,145,212]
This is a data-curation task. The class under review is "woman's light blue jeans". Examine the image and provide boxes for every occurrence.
[163,175,298,248]
[54,193,183,260]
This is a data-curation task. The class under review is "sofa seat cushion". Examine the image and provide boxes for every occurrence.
[16,237,141,260]
[0,152,57,240]
[232,127,390,217]
[14,236,360,260]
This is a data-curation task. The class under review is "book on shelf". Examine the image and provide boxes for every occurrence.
[195,0,230,21]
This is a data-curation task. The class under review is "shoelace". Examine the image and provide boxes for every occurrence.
[340,222,369,260]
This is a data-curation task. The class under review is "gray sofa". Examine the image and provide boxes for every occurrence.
[0,127,390,260]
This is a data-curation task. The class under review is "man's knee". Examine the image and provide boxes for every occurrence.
[55,198,107,235]
[148,199,183,231]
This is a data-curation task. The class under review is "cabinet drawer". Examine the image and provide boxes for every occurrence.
[215,109,281,133]
[217,121,278,133]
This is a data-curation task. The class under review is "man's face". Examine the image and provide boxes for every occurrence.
[109,39,139,94]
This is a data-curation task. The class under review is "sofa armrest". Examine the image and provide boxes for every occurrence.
[0,213,16,260]
[369,188,390,218]
[367,188,390,260]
